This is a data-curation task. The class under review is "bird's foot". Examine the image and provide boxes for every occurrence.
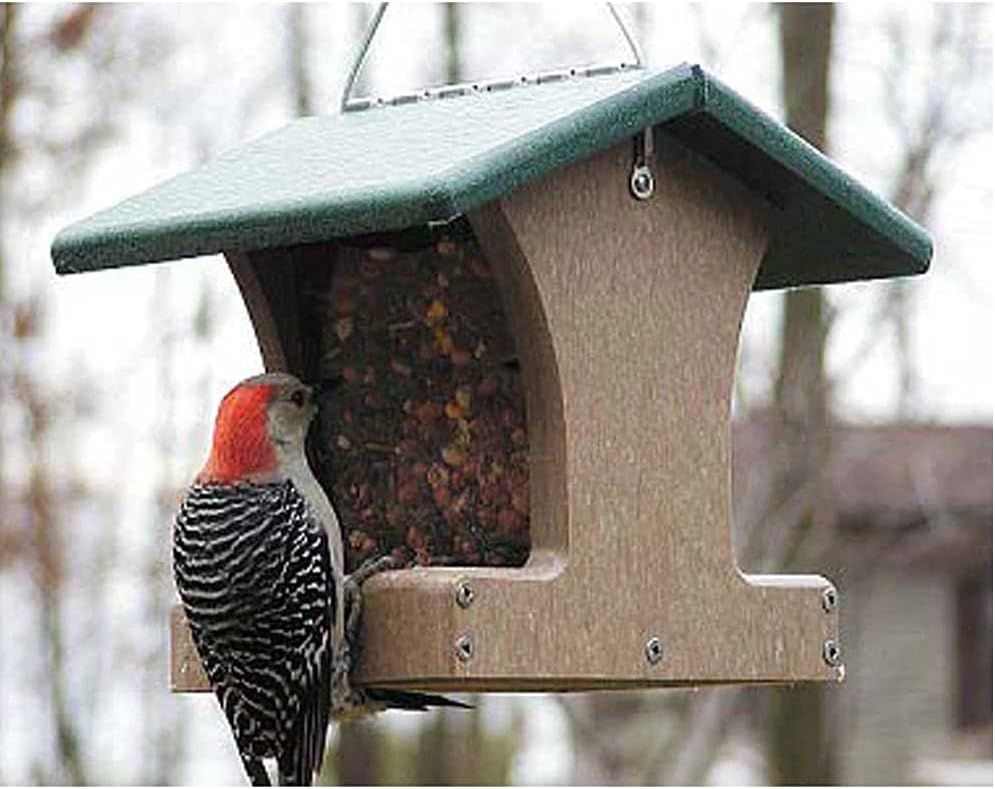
[336,555,400,721]
[349,554,399,586]
[329,646,375,722]
[344,555,399,646]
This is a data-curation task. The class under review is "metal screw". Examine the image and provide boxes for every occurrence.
[630,165,655,200]
[455,633,474,663]
[822,586,838,612]
[455,580,475,609]
[645,636,664,665]
[822,639,842,667]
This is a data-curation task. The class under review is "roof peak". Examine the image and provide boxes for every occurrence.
[342,61,646,114]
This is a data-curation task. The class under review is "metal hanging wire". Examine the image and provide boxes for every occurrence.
[607,3,645,68]
[340,3,389,113]
[340,2,645,113]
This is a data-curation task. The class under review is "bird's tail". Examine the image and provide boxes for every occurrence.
[277,761,310,787]
[362,687,472,711]
[240,754,271,786]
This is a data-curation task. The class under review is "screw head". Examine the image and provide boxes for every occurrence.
[630,165,655,200]
[455,580,475,609]
[822,586,838,612]
[822,639,842,667]
[645,636,664,666]
[455,633,474,663]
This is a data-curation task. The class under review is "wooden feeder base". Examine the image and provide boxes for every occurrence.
[170,134,841,693]
[172,569,836,693]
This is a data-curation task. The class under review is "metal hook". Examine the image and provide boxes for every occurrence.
[630,126,656,200]
[340,2,644,113]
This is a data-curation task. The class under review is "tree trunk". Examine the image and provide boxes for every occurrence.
[2,8,87,784]
[442,4,462,84]
[286,5,313,117]
[335,720,382,785]
[767,4,837,785]
[413,710,446,784]
[0,0,17,509]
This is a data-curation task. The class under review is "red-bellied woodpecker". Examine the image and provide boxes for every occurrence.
[173,372,464,786]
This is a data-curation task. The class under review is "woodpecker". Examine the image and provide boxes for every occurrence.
[173,372,465,786]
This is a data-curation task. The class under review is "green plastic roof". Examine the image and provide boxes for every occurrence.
[52,63,930,289]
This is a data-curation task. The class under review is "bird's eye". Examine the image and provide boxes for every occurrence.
[290,389,307,407]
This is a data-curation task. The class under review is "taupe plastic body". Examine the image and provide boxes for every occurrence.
[171,136,841,693]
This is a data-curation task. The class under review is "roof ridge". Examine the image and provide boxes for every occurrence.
[342,61,644,113]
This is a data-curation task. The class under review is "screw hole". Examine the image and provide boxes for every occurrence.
[645,636,664,665]
[455,580,474,609]
[455,634,474,663]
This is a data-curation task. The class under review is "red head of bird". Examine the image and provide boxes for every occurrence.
[198,372,317,484]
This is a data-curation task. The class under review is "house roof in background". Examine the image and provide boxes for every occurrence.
[733,421,993,569]
[826,424,992,526]
[52,63,930,290]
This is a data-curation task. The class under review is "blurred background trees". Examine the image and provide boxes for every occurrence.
[0,3,990,784]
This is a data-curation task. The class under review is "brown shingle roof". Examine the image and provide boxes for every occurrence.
[826,424,992,529]
[732,420,992,568]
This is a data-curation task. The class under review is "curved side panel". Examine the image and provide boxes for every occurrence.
[226,251,290,373]
[470,208,570,562]
[226,244,338,377]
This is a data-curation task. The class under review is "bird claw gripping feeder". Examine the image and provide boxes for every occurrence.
[52,6,930,695]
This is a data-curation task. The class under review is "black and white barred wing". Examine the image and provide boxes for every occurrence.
[172,481,334,786]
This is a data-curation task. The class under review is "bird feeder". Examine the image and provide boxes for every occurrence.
[52,60,930,695]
